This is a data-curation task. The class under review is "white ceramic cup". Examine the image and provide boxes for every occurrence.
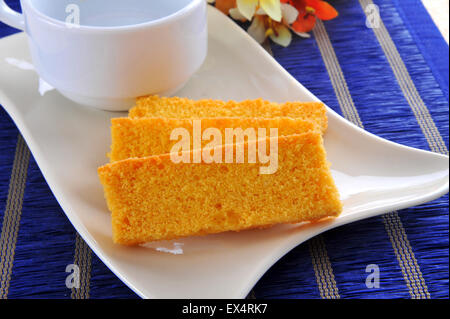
[0,0,207,110]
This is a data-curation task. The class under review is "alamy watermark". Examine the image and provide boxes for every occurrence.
[65,4,80,28]
[65,264,80,289]
[169,121,279,174]
[365,264,380,289]
[365,3,381,29]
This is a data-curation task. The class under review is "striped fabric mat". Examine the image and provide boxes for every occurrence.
[0,0,448,298]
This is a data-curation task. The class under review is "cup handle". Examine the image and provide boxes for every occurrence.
[0,1,25,31]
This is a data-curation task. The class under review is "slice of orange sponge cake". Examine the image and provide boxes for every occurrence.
[98,132,342,245]
[109,117,318,162]
[130,96,328,133]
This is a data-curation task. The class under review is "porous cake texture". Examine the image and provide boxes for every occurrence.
[98,132,342,245]
[109,117,318,162]
[130,96,328,133]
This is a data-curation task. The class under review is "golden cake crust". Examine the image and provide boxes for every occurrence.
[109,117,318,162]
[130,96,328,133]
[98,132,342,245]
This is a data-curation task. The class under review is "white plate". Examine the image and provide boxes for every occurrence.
[0,6,448,298]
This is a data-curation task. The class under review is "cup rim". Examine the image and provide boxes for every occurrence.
[23,0,203,32]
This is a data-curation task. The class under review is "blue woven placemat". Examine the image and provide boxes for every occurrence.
[0,0,448,299]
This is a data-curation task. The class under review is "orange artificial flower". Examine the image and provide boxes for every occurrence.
[281,0,338,33]
[214,0,237,15]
